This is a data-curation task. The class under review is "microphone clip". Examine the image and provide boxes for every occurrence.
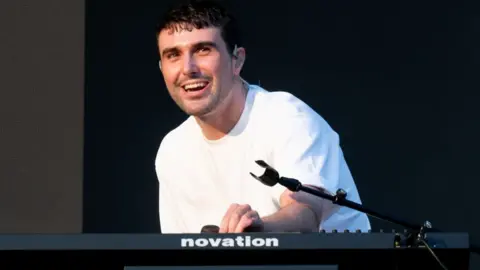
[250,160,303,191]
[249,160,280,187]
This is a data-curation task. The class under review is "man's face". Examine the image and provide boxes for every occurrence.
[157,26,236,116]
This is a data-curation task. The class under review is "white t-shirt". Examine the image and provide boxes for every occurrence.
[155,84,371,233]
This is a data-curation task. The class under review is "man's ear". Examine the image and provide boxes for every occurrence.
[232,45,246,75]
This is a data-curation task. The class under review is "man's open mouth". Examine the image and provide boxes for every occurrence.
[182,81,209,92]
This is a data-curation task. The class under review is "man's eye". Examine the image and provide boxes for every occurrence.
[166,52,179,59]
[197,47,211,54]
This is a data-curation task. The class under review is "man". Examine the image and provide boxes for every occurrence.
[154,0,371,233]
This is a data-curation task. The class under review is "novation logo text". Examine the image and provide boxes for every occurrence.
[180,236,279,248]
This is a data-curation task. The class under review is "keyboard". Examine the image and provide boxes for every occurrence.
[0,232,469,270]
[0,232,468,250]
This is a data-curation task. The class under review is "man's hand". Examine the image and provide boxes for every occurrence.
[219,203,264,233]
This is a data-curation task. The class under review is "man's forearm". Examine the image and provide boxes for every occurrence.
[261,202,319,232]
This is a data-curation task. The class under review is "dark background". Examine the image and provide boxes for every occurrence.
[0,0,478,269]
[83,0,480,267]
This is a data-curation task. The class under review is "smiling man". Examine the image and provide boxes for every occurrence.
[154,0,371,233]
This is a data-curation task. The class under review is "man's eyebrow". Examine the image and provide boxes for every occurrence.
[161,41,219,58]
[192,41,218,50]
[161,47,178,58]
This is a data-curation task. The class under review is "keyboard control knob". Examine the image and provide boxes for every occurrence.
[344,229,350,233]
[320,229,326,233]
[332,229,338,233]
[356,229,361,233]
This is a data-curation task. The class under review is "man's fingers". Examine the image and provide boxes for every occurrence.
[219,204,238,233]
[234,210,257,233]
[220,204,257,233]
[228,204,251,232]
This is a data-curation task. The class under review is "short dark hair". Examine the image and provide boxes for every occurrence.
[155,0,241,56]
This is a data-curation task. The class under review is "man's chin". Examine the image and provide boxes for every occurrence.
[182,104,213,117]
[179,97,219,118]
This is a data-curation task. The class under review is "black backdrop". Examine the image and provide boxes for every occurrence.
[84,0,480,267]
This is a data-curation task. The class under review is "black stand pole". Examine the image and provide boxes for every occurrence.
[249,160,440,248]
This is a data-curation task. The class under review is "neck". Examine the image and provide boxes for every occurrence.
[194,79,248,141]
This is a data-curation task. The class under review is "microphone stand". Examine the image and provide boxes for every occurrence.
[249,160,473,252]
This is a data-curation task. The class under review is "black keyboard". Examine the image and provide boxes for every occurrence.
[0,232,470,270]
[0,232,468,250]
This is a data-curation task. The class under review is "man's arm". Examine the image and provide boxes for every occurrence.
[261,185,335,232]
[218,185,338,233]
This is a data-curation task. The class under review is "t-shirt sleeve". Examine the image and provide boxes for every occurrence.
[269,110,345,206]
[155,134,180,234]
[157,170,178,233]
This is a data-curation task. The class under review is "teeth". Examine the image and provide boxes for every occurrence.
[184,82,207,90]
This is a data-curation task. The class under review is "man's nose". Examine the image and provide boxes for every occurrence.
[181,55,200,75]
